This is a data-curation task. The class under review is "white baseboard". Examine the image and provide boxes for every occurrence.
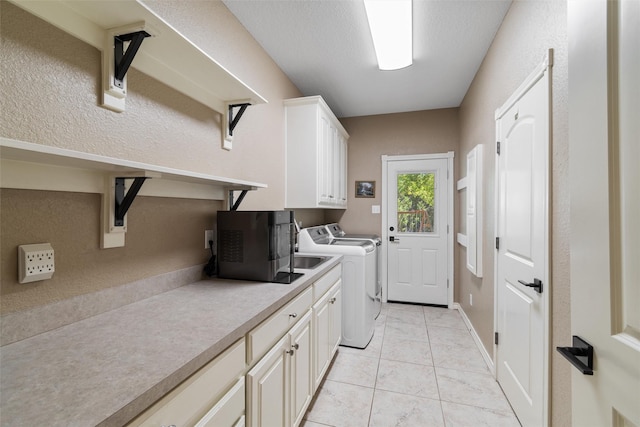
[452,303,495,376]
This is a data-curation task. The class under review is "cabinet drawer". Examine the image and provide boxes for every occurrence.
[313,264,341,302]
[128,338,246,427]
[247,287,312,365]
[195,377,245,427]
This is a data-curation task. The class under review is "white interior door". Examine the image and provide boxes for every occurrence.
[386,157,449,305]
[568,1,640,425]
[495,52,551,427]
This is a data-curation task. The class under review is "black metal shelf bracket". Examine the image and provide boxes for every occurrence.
[113,30,151,89]
[556,335,594,375]
[228,103,251,137]
[230,189,249,211]
[114,177,148,226]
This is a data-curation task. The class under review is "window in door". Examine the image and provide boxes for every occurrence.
[396,172,436,233]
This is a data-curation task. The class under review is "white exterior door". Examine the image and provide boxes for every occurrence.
[568,1,640,426]
[386,157,450,305]
[495,52,551,427]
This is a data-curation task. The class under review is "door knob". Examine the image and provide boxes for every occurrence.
[389,236,400,243]
[517,278,543,293]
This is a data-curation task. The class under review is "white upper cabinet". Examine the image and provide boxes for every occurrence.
[285,96,349,209]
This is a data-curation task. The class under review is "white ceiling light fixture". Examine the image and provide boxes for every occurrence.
[363,0,413,71]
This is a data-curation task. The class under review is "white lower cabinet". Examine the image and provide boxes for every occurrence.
[246,310,313,427]
[128,266,342,427]
[312,280,342,391]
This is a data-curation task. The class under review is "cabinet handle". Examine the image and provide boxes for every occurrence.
[292,343,299,350]
[289,313,297,318]
[286,349,295,355]
[329,297,336,304]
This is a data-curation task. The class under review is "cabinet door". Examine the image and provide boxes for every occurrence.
[337,136,348,207]
[318,113,332,205]
[289,310,313,427]
[246,335,290,427]
[329,281,343,357]
[331,125,340,204]
[312,289,331,392]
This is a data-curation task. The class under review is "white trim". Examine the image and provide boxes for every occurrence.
[381,155,389,303]
[456,233,468,247]
[494,51,552,427]
[453,303,495,375]
[495,49,554,120]
[381,152,455,307]
[382,152,454,162]
[447,155,455,307]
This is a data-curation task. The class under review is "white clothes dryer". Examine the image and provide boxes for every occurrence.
[298,226,376,349]
[325,223,382,318]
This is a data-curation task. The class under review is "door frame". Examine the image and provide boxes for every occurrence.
[381,152,455,308]
[493,50,552,426]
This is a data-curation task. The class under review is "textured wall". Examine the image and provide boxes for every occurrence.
[0,1,302,314]
[0,189,221,313]
[457,0,571,425]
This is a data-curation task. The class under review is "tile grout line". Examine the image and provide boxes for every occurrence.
[424,306,448,426]
[367,311,386,427]
[304,303,519,427]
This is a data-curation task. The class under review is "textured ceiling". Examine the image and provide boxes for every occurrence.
[223,0,512,118]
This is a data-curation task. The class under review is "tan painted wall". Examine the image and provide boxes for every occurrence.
[457,1,571,425]
[334,108,459,235]
[0,1,301,314]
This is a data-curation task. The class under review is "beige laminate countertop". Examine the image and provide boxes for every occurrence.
[0,255,341,427]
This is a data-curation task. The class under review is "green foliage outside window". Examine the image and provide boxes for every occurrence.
[397,173,435,232]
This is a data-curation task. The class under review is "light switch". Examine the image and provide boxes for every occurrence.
[372,205,381,214]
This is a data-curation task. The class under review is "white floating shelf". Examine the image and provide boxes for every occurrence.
[1,138,267,248]
[8,0,267,148]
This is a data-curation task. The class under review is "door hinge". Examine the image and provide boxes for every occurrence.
[447,225,450,234]
[497,141,501,155]
[495,237,500,250]
[495,332,499,345]
[447,279,450,288]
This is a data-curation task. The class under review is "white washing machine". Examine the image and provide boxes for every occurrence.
[298,226,376,349]
[325,223,382,318]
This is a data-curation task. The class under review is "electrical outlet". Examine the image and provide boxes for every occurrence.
[204,230,214,249]
[469,293,473,306]
[18,243,55,284]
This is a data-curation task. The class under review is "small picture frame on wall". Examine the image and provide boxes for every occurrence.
[355,180,376,198]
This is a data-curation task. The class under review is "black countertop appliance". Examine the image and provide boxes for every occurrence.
[217,210,302,284]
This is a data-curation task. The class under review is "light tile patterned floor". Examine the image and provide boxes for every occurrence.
[302,303,521,427]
